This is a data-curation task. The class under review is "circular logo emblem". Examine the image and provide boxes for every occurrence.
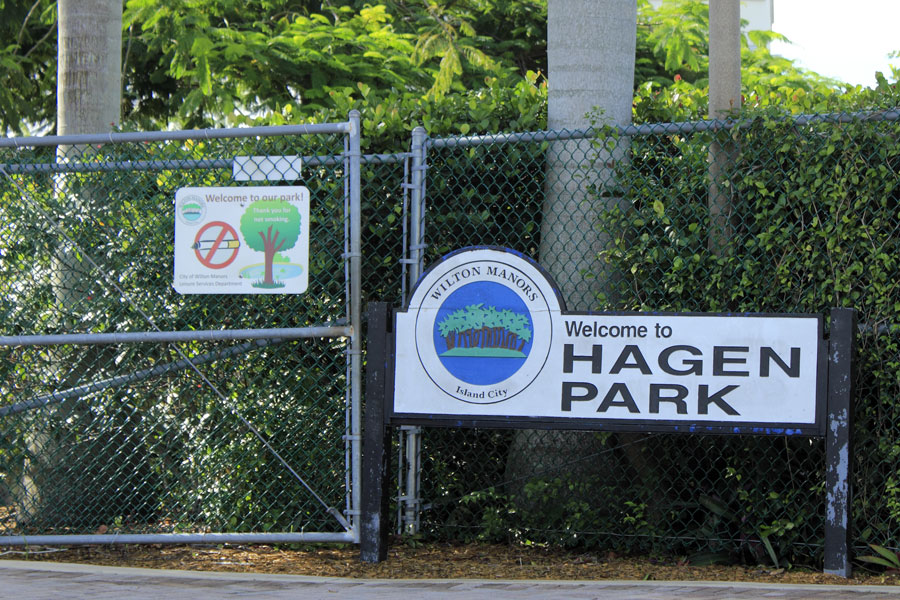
[177,194,206,225]
[413,254,554,404]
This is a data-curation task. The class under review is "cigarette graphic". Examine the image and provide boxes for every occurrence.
[192,238,240,250]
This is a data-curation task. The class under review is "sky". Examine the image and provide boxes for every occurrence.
[769,0,900,87]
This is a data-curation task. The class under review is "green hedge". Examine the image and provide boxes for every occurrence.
[593,108,900,560]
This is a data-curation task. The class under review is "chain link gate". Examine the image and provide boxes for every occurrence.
[0,114,365,544]
[400,110,900,563]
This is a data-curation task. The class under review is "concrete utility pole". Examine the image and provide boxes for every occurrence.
[708,0,742,252]
[709,0,742,120]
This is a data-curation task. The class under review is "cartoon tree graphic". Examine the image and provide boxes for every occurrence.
[507,312,532,351]
[240,200,301,286]
[437,304,532,355]
[438,309,467,350]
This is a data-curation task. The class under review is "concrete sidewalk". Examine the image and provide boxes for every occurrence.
[2,559,900,600]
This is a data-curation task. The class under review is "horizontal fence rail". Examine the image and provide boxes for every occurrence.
[0,325,351,346]
[427,108,900,148]
[0,152,402,175]
[0,123,353,148]
[0,531,356,546]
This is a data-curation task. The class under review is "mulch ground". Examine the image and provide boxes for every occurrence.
[2,541,899,586]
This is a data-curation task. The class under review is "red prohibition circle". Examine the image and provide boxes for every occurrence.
[193,221,240,269]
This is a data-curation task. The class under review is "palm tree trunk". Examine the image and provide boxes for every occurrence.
[506,0,639,512]
[540,0,635,308]
[18,0,123,527]
[57,0,122,136]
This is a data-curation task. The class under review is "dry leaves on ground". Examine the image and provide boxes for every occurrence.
[2,541,900,586]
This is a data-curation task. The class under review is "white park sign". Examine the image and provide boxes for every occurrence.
[391,247,825,434]
[174,186,310,295]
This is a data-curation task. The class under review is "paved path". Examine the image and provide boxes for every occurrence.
[2,560,900,599]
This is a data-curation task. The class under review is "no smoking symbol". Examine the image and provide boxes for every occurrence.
[193,221,240,269]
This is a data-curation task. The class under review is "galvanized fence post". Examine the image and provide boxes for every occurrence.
[348,110,363,541]
[409,126,427,282]
[398,126,427,535]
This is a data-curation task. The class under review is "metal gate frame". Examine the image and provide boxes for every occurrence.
[0,112,364,545]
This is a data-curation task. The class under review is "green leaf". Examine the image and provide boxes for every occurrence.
[866,544,900,567]
[698,495,734,520]
[858,555,900,569]
[759,532,779,568]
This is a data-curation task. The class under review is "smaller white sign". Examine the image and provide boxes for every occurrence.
[233,156,302,181]
[173,186,310,295]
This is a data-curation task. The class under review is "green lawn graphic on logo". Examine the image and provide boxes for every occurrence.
[437,303,532,358]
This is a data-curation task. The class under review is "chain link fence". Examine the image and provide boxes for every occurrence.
[409,110,900,565]
[1,107,898,564]
[0,123,369,542]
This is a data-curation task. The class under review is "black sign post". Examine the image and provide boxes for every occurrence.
[824,307,857,577]
[360,302,393,563]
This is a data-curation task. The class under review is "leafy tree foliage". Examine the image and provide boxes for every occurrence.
[632,0,855,123]
[120,2,429,128]
[5,0,890,136]
[0,0,57,134]
[118,0,549,128]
